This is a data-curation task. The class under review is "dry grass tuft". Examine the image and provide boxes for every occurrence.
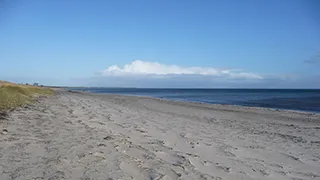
[0,82,54,110]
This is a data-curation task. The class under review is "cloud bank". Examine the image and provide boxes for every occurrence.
[102,60,262,80]
[30,59,312,88]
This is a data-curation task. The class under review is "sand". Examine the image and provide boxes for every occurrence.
[0,90,319,180]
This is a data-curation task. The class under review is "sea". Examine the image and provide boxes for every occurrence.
[69,88,320,113]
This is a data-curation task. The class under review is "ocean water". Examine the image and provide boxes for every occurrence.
[70,88,320,113]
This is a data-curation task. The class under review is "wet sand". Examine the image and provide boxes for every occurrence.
[0,90,319,180]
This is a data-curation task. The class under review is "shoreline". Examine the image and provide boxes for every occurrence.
[1,90,319,179]
[69,89,320,116]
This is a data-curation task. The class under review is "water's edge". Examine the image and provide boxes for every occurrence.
[68,88,320,113]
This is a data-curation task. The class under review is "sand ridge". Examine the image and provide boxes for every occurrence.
[0,90,319,180]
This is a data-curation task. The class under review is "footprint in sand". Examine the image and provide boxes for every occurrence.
[103,135,114,140]
[87,151,105,159]
[216,165,231,173]
[281,153,301,162]
[135,128,148,134]
[92,151,105,158]
[155,151,186,167]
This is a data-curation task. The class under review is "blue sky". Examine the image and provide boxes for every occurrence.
[1,0,320,88]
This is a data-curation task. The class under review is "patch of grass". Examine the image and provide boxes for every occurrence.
[0,83,54,110]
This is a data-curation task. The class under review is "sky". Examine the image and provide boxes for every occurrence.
[1,0,320,88]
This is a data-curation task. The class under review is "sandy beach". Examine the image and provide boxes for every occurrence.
[0,90,319,180]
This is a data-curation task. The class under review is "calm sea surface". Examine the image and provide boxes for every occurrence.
[69,88,320,113]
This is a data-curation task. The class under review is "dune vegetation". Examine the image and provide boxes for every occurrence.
[0,81,53,111]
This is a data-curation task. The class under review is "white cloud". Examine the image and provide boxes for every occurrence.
[102,60,262,79]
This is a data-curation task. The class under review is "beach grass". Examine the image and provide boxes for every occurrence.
[0,82,54,111]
